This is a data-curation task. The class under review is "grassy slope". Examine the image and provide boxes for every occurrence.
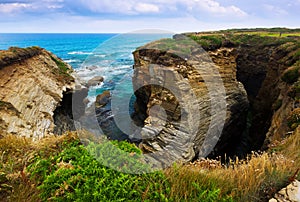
[0,128,299,201]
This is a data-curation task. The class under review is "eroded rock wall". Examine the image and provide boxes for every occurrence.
[132,43,249,165]
[132,34,300,164]
[0,47,77,139]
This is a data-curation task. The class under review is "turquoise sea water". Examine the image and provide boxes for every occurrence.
[0,33,172,102]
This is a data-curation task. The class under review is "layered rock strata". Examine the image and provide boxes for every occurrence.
[0,47,83,139]
[132,38,249,167]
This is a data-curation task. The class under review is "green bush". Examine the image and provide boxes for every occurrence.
[28,140,170,201]
[287,109,300,130]
[189,35,224,50]
[282,66,300,84]
[192,182,234,202]
[50,55,71,76]
[27,138,234,201]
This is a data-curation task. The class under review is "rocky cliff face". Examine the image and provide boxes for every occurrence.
[132,39,249,166]
[235,40,300,149]
[132,34,300,164]
[0,47,84,139]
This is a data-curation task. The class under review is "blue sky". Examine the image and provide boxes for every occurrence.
[0,0,299,33]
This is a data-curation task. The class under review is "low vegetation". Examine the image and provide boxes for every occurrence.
[0,128,299,201]
[143,38,195,56]
[0,46,42,68]
[188,35,224,50]
[48,54,74,84]
[187,28,300,52]
[282,65,300,84]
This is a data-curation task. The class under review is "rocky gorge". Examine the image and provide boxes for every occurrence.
[0,30,299,201]
[129,33,300,167]
[0,33,299,164]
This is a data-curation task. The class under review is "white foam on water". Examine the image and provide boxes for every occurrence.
[68,51,93,55]
[94,54,106,58]
[63,59,81,63]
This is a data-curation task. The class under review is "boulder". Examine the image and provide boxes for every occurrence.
[87,76,104,87]
[269,180,300,202]
[96,91,110,107]
[78,90,127,141]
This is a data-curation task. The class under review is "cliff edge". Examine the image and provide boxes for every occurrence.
[0,47,80,139]
[132,31,300,164]
[132,38,249,166]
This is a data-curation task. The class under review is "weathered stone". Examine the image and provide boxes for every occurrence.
[96,90,110,107]
[87,76,104,87]
[78,90,128,141]
[270,180,300,202]
[132,40,249,166]
[0,47,76,139]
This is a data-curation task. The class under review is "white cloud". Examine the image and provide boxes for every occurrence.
[0,1,65,14]
[134,3,159,13]
[74,0,247,17]
[190,0,247,17]
[0,3,32,14]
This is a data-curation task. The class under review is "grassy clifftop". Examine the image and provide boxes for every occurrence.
[185,28,300,51]
[0,47,43,69]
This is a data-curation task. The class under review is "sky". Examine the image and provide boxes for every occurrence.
[0,0,299,33]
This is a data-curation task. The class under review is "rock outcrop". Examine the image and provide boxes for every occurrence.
[87,76,104,87]
[0,47,83,139]
[131,34,300,165]
[269,180,300,202]
[235,41,299,149]
[132,38,249,166]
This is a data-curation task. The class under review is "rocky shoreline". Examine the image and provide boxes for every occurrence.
[0,30,299,201]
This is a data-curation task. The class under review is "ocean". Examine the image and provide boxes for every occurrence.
[0,33,172,102]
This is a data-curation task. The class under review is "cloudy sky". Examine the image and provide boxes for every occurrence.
[0,0,299,33]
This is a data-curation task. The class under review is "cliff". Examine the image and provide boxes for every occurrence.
[0,47,83,139]
[132,32,300,165]
[132,38,249,167]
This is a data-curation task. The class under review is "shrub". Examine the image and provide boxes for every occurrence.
[2,131,299,201]
[28,139,170,201]
[287,109,300,129]
[189,35,224,50]
[50,55,71,75]
[282,66,300,84]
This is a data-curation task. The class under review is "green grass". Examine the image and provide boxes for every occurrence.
[145,38,196,56]
[0,132,234,201]
[1,130,300,201]
[187,30,299,49]
[0,100,7,107]
[27,137,232,202]
[282,66,300,84]
[0,46,42,68]
[188,35,224,50]
[50,55,71,76]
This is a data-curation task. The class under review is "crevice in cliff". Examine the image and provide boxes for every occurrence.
[53,90,75,135]
[53,88,88,135]
[234,45,283,153]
